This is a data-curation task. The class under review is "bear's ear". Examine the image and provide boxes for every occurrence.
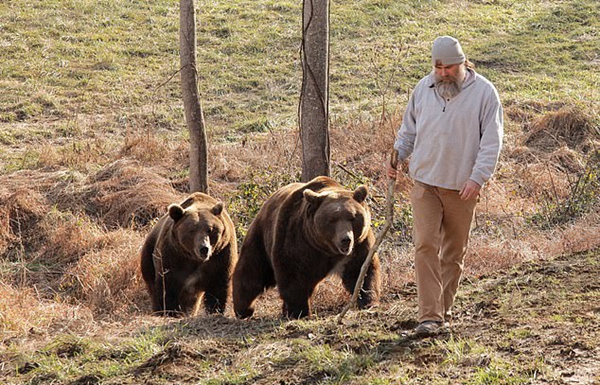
[211,202,224,216]
[168,204,186,222]
[179,196,196,209]
[353,185,368,203]
[303,189,324,206]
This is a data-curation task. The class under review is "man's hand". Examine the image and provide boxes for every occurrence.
[386,157,398,179]
[460,180,481,201]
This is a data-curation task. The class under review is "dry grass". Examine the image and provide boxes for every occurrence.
[0,101,598,385]
[0,159,188,338]
[57,229,146,317]
[0,283,95,339]
[525,106,597,151]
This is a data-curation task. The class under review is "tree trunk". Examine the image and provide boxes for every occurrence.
[180,0,208,193]
[300,0,330,182]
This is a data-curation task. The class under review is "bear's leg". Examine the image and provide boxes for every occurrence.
[233,272,274,319]
[279,284,312,319]
[178,289,201,316]
[232,245,276,319]
[140,231,158,289]
[341,252,381,309]
[203,286,227,314]
[141,261,156,302]
[233,290,257,319]
[201,257,231,314]
[153,277,185,317]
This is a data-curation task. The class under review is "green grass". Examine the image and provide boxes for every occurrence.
[4,328,169,383]
[1,0,598,151]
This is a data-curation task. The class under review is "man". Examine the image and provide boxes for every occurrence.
[387,36,503,336]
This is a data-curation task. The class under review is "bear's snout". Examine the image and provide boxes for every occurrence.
[195,237,212,261]
[338,234,354,255]
[200,246,210,257]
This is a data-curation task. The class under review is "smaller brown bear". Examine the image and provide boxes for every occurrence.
[233,176,380,319]
[140,192,237,317]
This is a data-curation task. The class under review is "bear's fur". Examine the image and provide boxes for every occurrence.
[233,176,380,319]
[140,192,237,317]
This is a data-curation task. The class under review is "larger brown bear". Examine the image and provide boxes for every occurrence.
[140,192,237,317]
[233,176,380,319]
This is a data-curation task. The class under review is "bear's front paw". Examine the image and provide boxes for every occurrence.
[235,307,255,319]
[357,292,380,310]
[153,309,186,318]
[283,303,310,319]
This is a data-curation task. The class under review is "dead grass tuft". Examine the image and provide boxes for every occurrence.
[59,229,147,318]
[548,145,585,173]
[0,282,95,340]
[67,159,182,229]
[504,160,572,205]
[120,132,187,166]
[507,145,540,165]
[37,211,103,267]
[0,160,178,330]
[558,211,600,253]
[1,206,147,318]
[0,159,182,259]
[524,106,597,151]
[0,188,48,257]
[467,238,543,277]
[468,211,600,279]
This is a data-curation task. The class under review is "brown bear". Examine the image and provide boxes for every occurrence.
[233,176,380,319]
[140,192,237,317]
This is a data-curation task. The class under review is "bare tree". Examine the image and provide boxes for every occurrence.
[300,0,330,181]
[180,0,208,193]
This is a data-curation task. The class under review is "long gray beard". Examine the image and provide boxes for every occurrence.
[436,80,461,100]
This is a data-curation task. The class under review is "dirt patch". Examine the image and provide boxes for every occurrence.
[454,249,600,384]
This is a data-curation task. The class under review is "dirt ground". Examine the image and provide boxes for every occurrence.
[450,249,600,384]
[90,249,600,385]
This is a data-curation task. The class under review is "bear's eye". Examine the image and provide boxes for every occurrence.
[208,226,220,236]
[344,213,356,223]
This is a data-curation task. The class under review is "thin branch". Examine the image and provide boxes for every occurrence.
[338,151,398,322]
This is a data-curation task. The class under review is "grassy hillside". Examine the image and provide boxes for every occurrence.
[0,0,599,384]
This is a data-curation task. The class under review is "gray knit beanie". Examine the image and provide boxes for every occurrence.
[431,36,465,66]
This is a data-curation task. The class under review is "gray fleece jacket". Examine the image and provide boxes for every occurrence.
[394,68,503,190]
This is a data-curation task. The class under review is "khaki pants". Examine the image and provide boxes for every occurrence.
[410,181,477,323]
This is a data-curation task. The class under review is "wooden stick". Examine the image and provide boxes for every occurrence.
[338,150,398,322]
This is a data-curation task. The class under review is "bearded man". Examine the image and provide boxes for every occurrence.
[387,36,503,336]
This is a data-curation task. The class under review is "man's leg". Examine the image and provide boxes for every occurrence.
[411,182,445,323]
[439,189,477,321]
